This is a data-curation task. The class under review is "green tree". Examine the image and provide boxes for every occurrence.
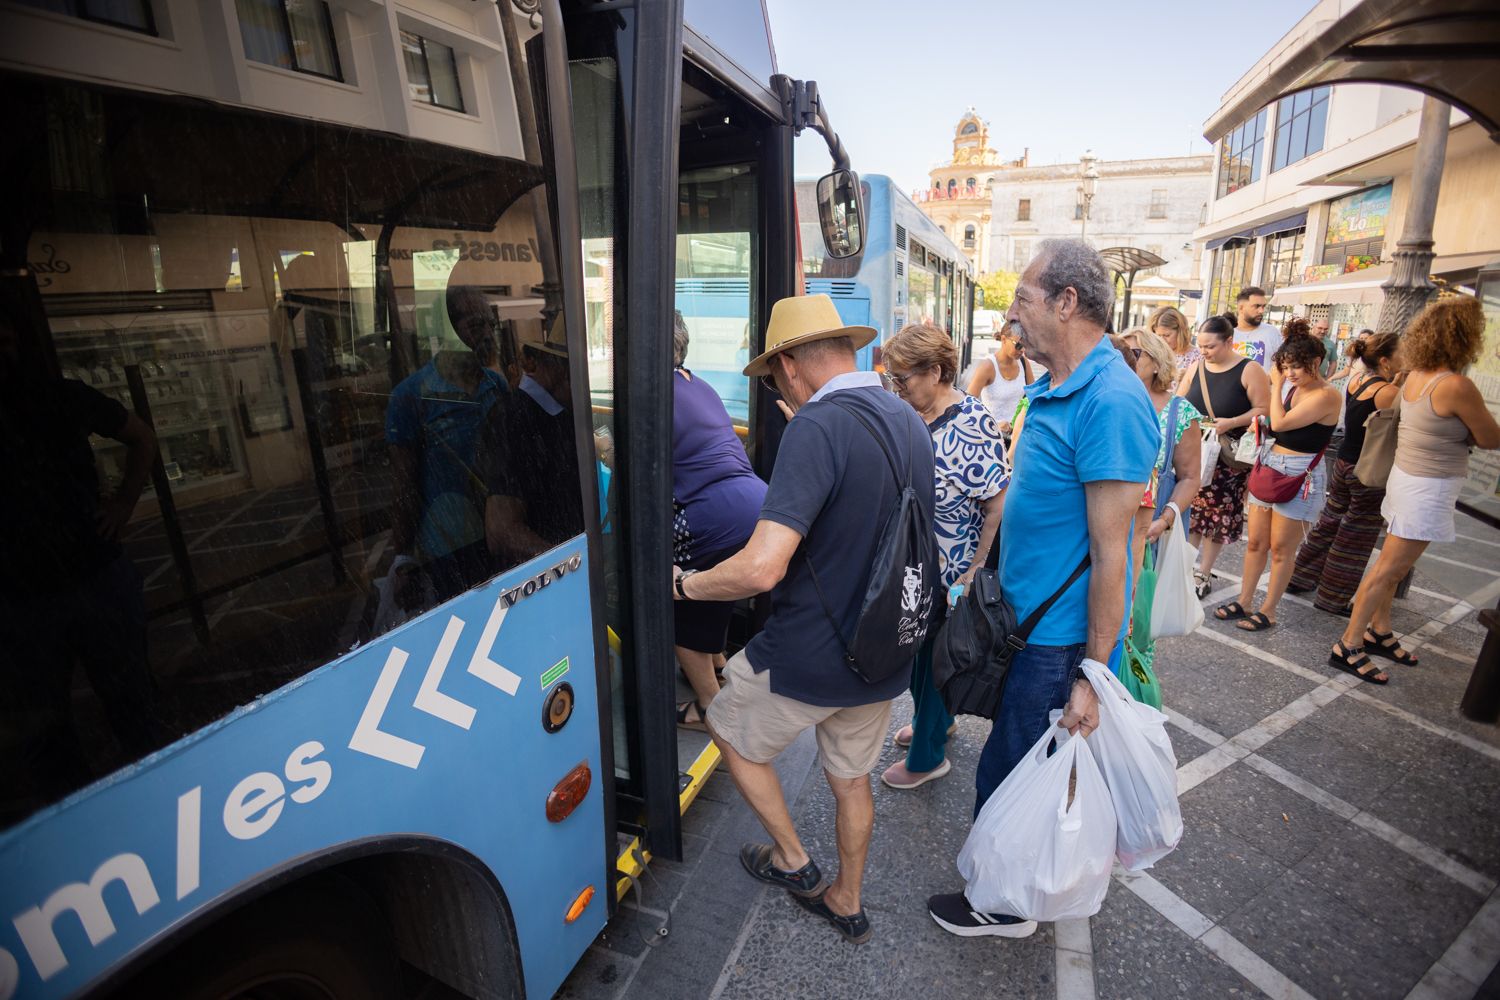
[977,270,1020,313]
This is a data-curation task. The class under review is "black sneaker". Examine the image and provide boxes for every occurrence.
[739,843,826,897]
[927,892,1038,938]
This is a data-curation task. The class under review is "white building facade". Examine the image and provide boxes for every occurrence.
[987,155,1213,326]
[1194,0,1500,345]
[0,0,528,159]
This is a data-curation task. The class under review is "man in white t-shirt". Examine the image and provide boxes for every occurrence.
[1233,286,1282,368]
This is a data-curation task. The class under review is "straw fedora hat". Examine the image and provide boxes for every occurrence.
[742,294,878,377]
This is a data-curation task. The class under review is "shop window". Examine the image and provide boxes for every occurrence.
[16,0,155,33]
[402,29,464,112]
[1261,228,1305,291]
[1207,240,1255,316]
[1016,198,1030,221]
[1271,86,1331,172]
[1216,108,1267,198]
[1148,189,1167,219]
[236,0,342,80]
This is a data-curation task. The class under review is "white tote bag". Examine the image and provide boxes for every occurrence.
[1081,660,1183,870]
[957,714,1117,921]
[1150,503,1204,640]
[1198,427,1220,484]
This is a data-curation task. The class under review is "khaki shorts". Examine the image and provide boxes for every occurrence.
[706,649,895,779]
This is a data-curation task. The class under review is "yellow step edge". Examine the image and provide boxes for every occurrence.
[614,738,722,901]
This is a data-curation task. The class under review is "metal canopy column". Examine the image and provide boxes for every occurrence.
[1376,97,1451,336]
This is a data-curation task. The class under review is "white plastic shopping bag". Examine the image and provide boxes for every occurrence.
[1080,659,1183,870]
[1149,503,1205,640]
[957,712,1117,921]
[1199,427,1220,484]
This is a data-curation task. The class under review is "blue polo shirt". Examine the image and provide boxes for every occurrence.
[999,336,1157,646]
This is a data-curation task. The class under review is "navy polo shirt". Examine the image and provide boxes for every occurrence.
[999,336,1157,646]
[747,377,936,707]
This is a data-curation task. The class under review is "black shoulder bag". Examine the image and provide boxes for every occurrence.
[931,553,1091,719]
[804,400,938,685]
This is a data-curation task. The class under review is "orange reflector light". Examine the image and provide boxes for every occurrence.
[565,885,595,923]
[547,761,592,822]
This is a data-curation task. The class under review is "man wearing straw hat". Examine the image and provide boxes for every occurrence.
[672,293,935,944]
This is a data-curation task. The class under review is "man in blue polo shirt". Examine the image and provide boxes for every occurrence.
[928,239,1158,938]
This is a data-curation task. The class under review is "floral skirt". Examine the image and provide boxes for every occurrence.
[1190,461,1250,545]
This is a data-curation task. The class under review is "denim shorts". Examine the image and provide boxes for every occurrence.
[1247,450,1326,523]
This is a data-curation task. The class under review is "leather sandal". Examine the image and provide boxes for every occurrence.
[1236,611,1276,632]
[1365,629,1418,666]
[675,699,708,732]
[1214,600,1247,621]
[1329,641,1388,684]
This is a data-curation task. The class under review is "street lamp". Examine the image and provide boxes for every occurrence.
[1078,149,1099,242]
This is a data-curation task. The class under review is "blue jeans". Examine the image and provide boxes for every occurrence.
[973,641,1088,818]
[905,633,954,773]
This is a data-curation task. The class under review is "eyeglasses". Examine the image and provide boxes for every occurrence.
[760,373,780,396]
[883,368,924,391]
[1131,347,1142,360]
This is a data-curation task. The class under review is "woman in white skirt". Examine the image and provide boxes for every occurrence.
[1332,298,1500,683]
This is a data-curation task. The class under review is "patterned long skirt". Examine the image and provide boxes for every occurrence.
[1190,461,1250,545]
[1290,457,1385,611]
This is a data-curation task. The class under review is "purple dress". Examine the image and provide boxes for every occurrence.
[672,369,766,567]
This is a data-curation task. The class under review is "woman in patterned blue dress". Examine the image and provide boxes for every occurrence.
[877,323,1009,790]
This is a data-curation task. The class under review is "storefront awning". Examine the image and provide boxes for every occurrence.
[1204,209,1311,251]
[1272,264,1393,306]
[1253,211,1309,238]
[1270,248,1499,305]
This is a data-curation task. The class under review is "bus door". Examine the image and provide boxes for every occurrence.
[562,1,805,869]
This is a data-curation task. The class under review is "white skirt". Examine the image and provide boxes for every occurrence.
[1381,465,1465,543]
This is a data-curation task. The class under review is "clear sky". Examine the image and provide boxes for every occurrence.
[762,0,1319,191]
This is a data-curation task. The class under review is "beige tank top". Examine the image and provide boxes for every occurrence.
[1395,372,1470,479]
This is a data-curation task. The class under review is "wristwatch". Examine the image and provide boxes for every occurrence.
[674,569,698,600]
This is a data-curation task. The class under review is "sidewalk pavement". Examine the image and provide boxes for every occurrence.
[559,517,1500,1000]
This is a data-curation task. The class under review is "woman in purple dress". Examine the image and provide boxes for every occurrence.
[670,313,768,729]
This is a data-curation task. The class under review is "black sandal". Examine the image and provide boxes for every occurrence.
[1215,600,1248,621]
[1237,612,1276,632]
[1329,641,1389,684]
[792,890,872,944]
[676,699,708,732]
[1365,629,1419,666]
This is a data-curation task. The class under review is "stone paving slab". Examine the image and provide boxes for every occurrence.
[557,516,1500,1000]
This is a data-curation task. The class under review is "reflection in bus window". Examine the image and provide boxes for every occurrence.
[0,63,589,826]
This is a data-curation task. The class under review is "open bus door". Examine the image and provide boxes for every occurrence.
[559,1,860,888]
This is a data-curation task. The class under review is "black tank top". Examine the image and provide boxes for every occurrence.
[1275,386,1338,453]
[1337,374,1388,463]
[1185,358,1253,424]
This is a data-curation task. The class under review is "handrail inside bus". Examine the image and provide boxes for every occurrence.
[593,403,748,439]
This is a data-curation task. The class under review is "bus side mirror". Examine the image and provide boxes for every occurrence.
[816,169,864,259]
[975,286,985,307]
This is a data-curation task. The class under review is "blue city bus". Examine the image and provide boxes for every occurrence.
[0,2,857,997]
[676,174,975,425]
[800,174,977,376]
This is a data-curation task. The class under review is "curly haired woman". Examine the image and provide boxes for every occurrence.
[1332,298,1500,683]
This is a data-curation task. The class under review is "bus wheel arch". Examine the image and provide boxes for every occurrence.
[107,838,524,1000]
